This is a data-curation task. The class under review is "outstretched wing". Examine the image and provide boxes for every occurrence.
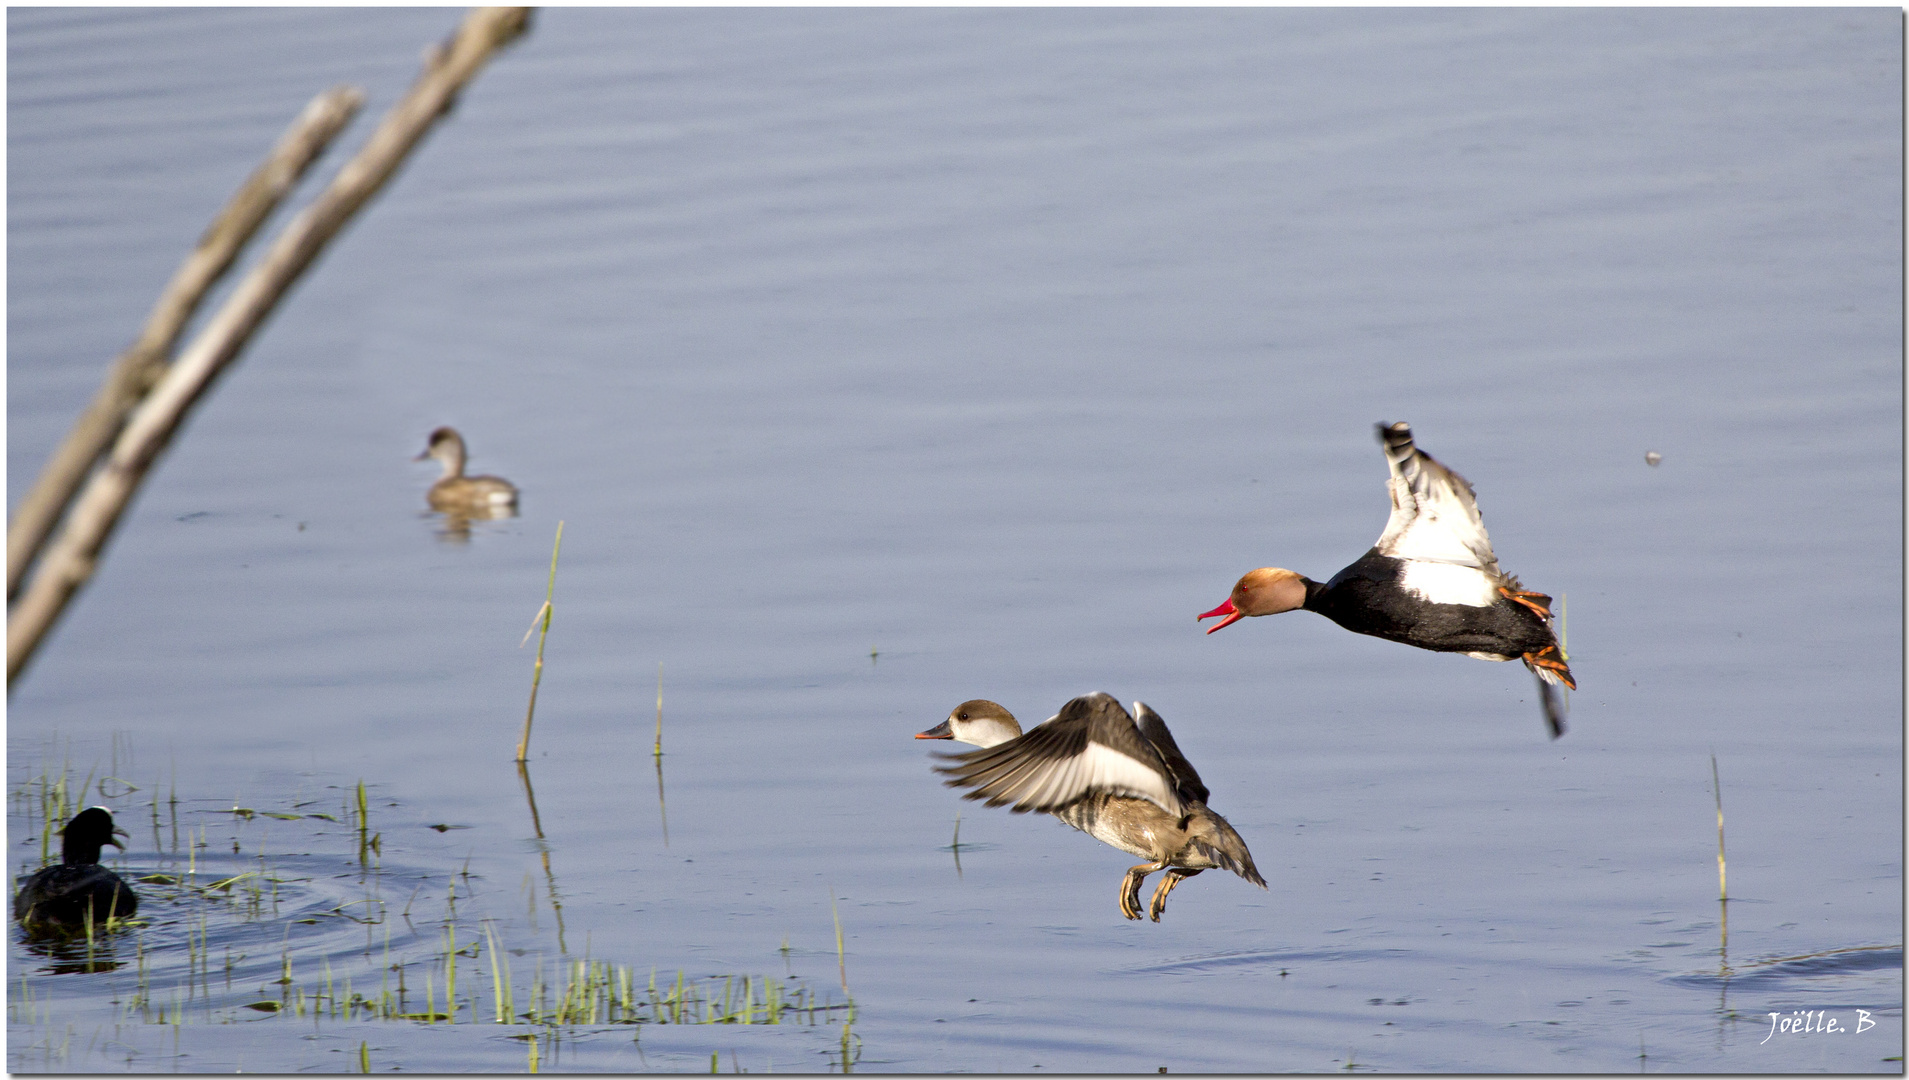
[933,693,1184,817]
[1131,702,1209,808]
[1372,422,1505,580]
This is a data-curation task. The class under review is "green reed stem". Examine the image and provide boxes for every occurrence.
[517,520,565,762]
[1710,753,1726,901]
[830,888,848,994]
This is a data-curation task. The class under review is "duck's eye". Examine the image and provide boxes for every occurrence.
[957,712,969,720]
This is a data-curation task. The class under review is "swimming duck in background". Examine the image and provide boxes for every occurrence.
[918,693,1265,922]
[415,427,518,516]
[1199,421,1575,738]
[15,807,137,931]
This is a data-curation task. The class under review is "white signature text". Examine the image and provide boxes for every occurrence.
[1762,1009,1876,1045]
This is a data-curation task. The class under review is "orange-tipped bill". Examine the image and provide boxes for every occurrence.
[1198,598,1244,633]
[915,720,954,739]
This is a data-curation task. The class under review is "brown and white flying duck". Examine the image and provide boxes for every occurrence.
[1199,422,1575,737]
[918,693,1265,922]
[415,427,518,517]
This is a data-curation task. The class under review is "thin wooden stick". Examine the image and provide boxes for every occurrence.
[6,85,363,601]
[7,7,533,685]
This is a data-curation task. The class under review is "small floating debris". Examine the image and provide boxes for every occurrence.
[1645,451,1662,466]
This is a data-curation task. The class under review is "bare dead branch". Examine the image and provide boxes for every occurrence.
[8,7,533,686]
[7,86,364,600]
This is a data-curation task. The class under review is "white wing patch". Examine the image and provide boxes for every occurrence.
[1372,431,1506,583]
[1379,469,1496,570]
[989,741,1183,818]
[1397,560,1498,608]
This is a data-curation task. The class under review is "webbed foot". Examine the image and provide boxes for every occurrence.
[1522,644,1576,690]
[1147,868,1203,922]
[1498,586,1554,620]
[1120,862,1168,921]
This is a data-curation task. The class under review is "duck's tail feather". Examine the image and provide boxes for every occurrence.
[1188,811,1267,888]
[1537,672,1567,739]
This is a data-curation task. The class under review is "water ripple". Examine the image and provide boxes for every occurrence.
[1130,947,1414,975]
[1666,944,1902,992]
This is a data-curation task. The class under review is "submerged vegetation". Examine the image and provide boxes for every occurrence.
[9,755,859,1072]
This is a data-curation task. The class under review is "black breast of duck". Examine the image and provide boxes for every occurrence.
[15,807,137,931]
[1312,548,1560,660]
[1199,422,1573,737]
[919,693,1265,922]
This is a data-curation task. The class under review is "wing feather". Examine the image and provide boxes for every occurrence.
[1372,422,1505,580]
[933,694,1185,817]
[1131,702,1209,807]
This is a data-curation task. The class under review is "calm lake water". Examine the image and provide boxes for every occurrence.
[8,7,1902,1072]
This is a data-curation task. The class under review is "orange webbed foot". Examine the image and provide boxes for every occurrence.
[1523,645,1576,690]
[1499,586,1554,620]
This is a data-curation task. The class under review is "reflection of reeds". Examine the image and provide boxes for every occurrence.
[354,780,380,868]
[653,663,670,844]
[515,760,568,954]
[517,520,565,763]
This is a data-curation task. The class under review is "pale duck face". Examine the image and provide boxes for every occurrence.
[916,700,1023,748]
[416,427,468,479]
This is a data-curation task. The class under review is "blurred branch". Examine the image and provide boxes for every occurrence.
[6,85,364,600]
[8,7,534,686]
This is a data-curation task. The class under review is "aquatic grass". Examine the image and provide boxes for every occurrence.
[13,761,859,1066]
[1556,592,1567,659]
[830,888,848,993]
[517,519,565,762]
[352,779,384,867]
[1710,752,1730,962]
[947,812,965,876]
[1709,753,1726,901]
[1556,593,1569,709]
[486,921,516,1023]
[108,878,852,1032]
